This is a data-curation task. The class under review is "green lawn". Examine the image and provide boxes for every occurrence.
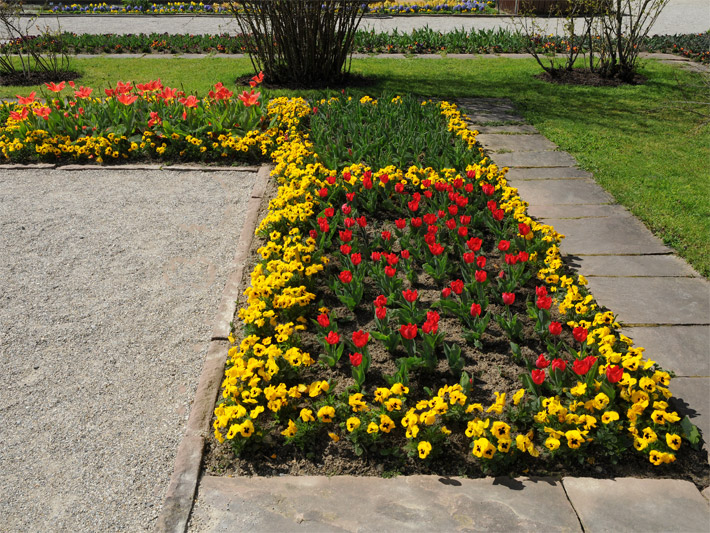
[2,56,708,276]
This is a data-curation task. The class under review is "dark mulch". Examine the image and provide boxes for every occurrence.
[535,68,647,87]
[235,72,376,90]
[0,70,81,87]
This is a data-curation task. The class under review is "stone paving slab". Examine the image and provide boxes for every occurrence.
[494,151,578,168]
[509,178,615,206]
[477,134,557,152]
[562,478,710,533]
[574,254,700,278]
[583,277,710,325]
[189,475,581,532]
[670,377,710,442]
[621,325,710,377]
[546,216,670,255]
[470,124,538,134]
[504,167,594,180]
[528,204,633,220]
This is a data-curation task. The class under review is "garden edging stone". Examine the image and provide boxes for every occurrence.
[156,165,270,533]
[562,477,710,533]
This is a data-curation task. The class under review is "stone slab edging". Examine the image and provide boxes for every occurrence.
[459,97,710,444]
[190,474,709,531]
[0,163,258,172]
[155,164,271,533]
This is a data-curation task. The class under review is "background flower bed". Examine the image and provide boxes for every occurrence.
[207,94,708,486]
[1,30,707,63]
[38,0,498,16]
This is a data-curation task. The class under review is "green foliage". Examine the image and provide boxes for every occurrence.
[309,94,480,169]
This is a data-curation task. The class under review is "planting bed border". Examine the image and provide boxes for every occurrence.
[150,100,709,532]
[156,164,271,532]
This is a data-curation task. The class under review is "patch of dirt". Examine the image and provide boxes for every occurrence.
[235,72,376,90]
[0,70,81,87]
[535,69,646,87]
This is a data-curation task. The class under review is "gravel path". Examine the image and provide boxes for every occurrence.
[3,1,708,37]
[0,168,257,532]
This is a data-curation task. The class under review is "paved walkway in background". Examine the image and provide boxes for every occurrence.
[4,0,709,37]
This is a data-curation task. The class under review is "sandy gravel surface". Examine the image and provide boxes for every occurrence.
[0,168,257,532]
[5,1,708,38]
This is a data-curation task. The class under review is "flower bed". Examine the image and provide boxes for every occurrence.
[39,0,497,16]
[4,30,707,63]
[0,75,282,164]
[209,93,705,479]
[4,79,704,479]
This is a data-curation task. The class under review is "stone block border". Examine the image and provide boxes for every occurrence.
[155,164,270,532]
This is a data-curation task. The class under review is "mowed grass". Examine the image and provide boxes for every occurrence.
[2,56,708,276]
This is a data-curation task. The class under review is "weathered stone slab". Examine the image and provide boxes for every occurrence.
[511,178,614,206]
[549,216,670,255]
[563,478,710,533]
[575,254,700,278]
[191,475,581,532]
[505,167,593,180]
[584,277,710,325]
[471,124,538,134]
[621,326,710,377]
[477,134,557,152]
[493,151,578,168]
[528,204,632,220]
[670,377,710,444]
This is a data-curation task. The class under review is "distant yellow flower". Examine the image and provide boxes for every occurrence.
[346,417,361,432]
[317,405,335,423]
[666,433,681,451]
[418,441,432,459]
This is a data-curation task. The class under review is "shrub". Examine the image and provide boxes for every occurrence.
[230,0,368,86]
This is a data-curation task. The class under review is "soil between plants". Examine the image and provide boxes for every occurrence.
[203,178,710,490]
[535,69,647,87]
[0,69,81,87]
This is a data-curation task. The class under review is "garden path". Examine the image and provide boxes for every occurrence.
[0,165,262,532]
[3,0,709,38]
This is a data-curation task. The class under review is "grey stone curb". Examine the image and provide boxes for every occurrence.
[155,164,271,533]
[0,163,259,171]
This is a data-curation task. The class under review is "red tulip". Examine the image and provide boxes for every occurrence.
[352,330,369,348]
[531,369,546,385]
[400,324,418,340]
[502,292,515,306]
[325,331,340,345]
[606,365,623,384]
[549,322,562,336]
[349,352,363,367]
[402,289,418,303]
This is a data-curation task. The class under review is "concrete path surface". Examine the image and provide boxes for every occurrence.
[187,475,710,532]
[0,165,260,532]
[5,0,709,37]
